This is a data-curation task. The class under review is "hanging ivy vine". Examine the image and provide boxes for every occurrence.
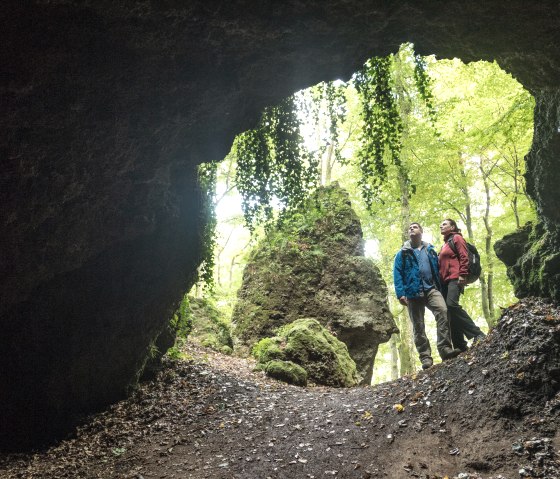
[197,161,218,291]
[352,46,437,210]
[232,44,436,226]
[234,95,319,232]
[353,56,403,210]
[413,52,437,126]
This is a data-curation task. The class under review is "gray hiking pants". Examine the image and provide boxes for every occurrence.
[407,288,454,361]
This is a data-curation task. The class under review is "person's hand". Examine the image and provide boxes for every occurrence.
[458,276,467,286]
[399,296,408,306]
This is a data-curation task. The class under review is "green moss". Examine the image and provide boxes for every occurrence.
[233,302,280,344]
[254,318,358,387]
[189,296,233,352]
[264,360,308,386]
[219,345,233,355]
[499,222,560,302]
[252,337,285,363]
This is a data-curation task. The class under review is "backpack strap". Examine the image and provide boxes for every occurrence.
[447,234,459,256]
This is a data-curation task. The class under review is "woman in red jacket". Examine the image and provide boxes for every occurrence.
[439,219,486,351]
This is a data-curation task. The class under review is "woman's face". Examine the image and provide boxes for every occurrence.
[440,220,454,236]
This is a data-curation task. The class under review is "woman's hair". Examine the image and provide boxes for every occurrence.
[445,218,461,233]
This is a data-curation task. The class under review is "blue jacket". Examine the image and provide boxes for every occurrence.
[393,241,442,299]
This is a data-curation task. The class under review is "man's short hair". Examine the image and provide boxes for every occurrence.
[409,222,423,233]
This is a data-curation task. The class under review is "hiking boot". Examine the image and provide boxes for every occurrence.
[421,358,433,370]
[440,348,461,360]
[473,334,486,344]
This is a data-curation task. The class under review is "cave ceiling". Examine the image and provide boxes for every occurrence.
[1,0,559,448]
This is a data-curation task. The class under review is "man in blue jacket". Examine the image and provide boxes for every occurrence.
[393,222,460,369]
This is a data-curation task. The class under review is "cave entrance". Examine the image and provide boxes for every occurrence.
[178,44,535,384]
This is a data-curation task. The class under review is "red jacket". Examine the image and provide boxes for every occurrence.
[439,233,469,284]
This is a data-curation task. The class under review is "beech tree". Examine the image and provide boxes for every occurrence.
[205,45,535,380]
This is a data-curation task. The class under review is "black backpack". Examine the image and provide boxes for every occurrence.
[448,235,482,284]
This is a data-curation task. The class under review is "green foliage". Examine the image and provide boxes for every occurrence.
[197,162,218,291]
[170,293,193,339]
[166,293,193,360]
[413,52,437,126]
[189,296,233,352]
[351,44,436,210]
[233,96,320,232]
[353,55,403,209]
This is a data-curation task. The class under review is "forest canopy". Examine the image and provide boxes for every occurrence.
[192,43,535,381]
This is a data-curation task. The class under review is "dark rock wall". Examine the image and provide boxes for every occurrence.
[1,0,559,448]
[526,90,560,228]
[496,89,560,301]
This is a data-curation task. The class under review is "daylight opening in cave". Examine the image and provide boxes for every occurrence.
[180,44,535,386]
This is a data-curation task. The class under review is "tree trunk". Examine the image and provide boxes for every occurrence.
[480,163,495,326]
[458,156,474,240]
[324,143,334,185]
[390,334,399,380]
[479,274,491,325]
[393,57,414,374]
[397,310,415,376]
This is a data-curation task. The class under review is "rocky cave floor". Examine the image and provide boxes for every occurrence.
[1,298,560,479]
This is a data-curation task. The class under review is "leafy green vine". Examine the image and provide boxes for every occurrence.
[197,161,218,290]
[413,53,437,126]
[353,56,403,210]
[232,45,436,223]
[324,81,348,166]
[234,95,319,232]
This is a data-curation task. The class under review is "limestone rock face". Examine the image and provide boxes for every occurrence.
[232,184,397,383]
[2,0,560,448]
[495,222,560,302]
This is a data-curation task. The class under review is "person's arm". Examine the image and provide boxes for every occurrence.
[393,252,408,305]
[432,248,443,291]
[454,235,469,285]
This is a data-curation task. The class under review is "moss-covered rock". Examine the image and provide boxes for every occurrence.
[495,222,560,302]
[254,318,359,387]
[188,296,233,354]
[232,183,397,383]
[264,360,308,386]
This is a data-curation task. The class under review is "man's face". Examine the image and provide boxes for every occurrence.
[408,223,422,240]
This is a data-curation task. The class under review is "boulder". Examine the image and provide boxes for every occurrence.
[495,222,560,302]
[232,183,398,383]
[264,360,308,387]
[254,318,359,387]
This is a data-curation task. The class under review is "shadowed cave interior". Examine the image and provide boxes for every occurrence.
[1,1,559,450]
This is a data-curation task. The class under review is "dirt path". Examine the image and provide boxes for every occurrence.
[1,298,559,478]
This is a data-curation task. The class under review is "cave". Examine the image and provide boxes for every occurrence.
[1,1,559,449]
